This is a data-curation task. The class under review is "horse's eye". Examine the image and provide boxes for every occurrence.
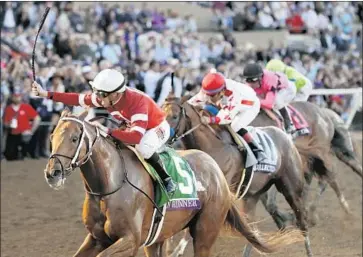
[173,115,178,120]
[72,136,79,143]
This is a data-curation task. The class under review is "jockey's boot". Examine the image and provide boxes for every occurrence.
[279,107,296,134]
[147,153,177,194]
[237,128,268,163]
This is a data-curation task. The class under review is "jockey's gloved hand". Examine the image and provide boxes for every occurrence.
[201,116,210,125]
[31,81,47,97]
[90,122,110,137]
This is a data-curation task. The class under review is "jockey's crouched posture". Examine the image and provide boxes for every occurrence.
[243,63,297,134]
[266,59,313,102]
[188,71,267,163]
[32,69,177,194]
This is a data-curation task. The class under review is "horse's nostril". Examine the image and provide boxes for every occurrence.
[52,169,62,177]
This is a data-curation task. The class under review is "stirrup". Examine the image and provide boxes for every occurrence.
[285,125,296,134]
[237,144,244,151]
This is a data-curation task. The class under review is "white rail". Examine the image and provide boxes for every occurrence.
[311,88,362,129]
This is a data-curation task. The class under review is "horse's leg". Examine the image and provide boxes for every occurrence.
[96,235,138,257]
[144,242,164,257]
[167,230,191,257]
[276,173,312,257]
[241,196,259,257]
[73,234,108,257]
[307,178,327,226]
[311,156,351,216]
[260,187,295,230]
[189,204,228,257]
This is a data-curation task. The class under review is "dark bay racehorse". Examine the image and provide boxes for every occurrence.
[43,109,303,257]
[162,97,313,256]
[252,102,362,227]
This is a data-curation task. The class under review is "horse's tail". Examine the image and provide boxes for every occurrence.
[225,201,304,254]
[326,108,362,178]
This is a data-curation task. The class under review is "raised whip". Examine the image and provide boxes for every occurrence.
[32,7,50,81]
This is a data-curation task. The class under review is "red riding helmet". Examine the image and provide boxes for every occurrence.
[201,72,226,96]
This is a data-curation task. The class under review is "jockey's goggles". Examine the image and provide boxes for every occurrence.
[92,81,126,98]
[245,77,260,83]
[93,90,110,98]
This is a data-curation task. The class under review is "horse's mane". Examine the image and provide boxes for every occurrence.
[165,95,192,105]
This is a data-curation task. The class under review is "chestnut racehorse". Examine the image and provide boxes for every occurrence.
[43,109,303,257]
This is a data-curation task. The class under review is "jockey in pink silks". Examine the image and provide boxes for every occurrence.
[243,63,297,134]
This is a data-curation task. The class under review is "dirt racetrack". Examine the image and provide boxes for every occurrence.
[1,132,362,257]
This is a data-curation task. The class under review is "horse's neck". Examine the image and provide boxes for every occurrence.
[80,138,124,194]
[184,112,241,167]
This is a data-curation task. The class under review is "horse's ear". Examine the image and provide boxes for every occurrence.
[180,95,191,104]
[60,107,71,118]
[78,109,89,121]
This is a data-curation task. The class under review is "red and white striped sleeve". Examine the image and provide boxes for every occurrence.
[209,92,255,125]
[109,102,149,145]
[47,92,102,107]
[187,91,209,106]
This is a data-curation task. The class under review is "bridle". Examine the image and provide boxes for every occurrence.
[47,116,164,213]
[167,101,188,144]
[166,100,221,144]
[48,116,129,197]
[48,117,100,181]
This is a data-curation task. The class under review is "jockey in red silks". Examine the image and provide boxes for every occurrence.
[32,69,176,193]
[243,63,297,134]
[188,70,267,162]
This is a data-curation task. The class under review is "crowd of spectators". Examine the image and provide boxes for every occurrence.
[1,2,361,161]
[195,2,362,34]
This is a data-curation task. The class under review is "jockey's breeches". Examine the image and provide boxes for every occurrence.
[136,120,170,159]
[231,100,260,131]
[274,81,297,110]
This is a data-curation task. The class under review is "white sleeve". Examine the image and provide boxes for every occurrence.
[187,91,208,106]
[215,95,243,124]
[215,91,256,124]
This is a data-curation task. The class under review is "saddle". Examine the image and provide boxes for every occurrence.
[263,104,310,138]
[227,126,278,199]
[202,104,278,199]
[126,146,201,247]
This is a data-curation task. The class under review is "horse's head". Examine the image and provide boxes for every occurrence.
[162,96,195,142]
[44,108,98,190]
[162,95,221,144]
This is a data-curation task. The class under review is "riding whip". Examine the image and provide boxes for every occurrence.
[171,72,175,94]
[32,7,50,81]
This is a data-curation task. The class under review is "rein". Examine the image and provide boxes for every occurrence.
[168,102,201,144]
[167,101,222,144]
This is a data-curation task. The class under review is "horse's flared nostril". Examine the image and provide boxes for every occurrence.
[52,169,62,177]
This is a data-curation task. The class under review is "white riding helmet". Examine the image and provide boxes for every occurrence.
[89,69,126,93]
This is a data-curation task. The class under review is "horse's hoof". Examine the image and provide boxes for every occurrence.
[308,212,319,227]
